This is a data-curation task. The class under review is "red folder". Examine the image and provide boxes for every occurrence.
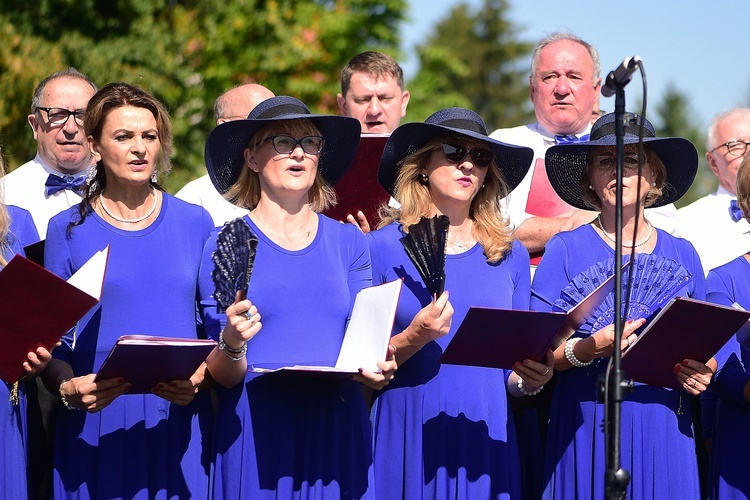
[96,335,216,393]
[0,248,108,383]
[621,297,750,389]
[323,134,390,228]
[439,271,616,369]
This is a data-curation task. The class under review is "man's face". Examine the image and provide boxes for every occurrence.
[337,72,409,134]
[707,114,750,195]
[530,40,601,136]
[27,76,95,175]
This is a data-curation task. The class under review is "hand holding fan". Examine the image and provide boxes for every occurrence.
[211,218,259,312]
[400,215,450,297]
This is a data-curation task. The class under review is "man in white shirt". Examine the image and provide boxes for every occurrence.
[1,68,97,237]
[175,83,274,226]
[490,32,678,262]
[677,108,750,275]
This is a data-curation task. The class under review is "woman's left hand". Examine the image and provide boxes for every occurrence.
[352,344,398,390]
[674,358,714,396]
[513,350,555,392]
[152,362,207,406]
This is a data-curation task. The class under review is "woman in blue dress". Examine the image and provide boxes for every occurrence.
[199,96,397,499]
[704,155,750,499]
[1,157,47,499]
[368,107,554,499]
[533,112,713,499]
[41,83,215,499]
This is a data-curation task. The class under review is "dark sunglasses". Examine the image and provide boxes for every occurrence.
[439,143,493,167]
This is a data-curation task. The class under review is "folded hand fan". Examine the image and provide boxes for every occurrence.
[211,217,259,312]
[400,215,450,297]
[553,254,692,333]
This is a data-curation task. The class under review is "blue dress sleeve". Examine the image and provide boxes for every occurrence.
[43,212,76,364]
[509,240,531,311]
[531,235,570,312]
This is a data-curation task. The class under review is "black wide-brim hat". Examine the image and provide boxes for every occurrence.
[545,112,698,209]
[377,107,534,196]
[205,96,361,194]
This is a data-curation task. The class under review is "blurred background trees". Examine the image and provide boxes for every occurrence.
[0,0,713,202]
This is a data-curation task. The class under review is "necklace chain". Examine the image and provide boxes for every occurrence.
[596,214,653,248]
[100,189,158,224]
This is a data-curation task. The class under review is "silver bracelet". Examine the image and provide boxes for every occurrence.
[59,379,80,411]
[564,338,593,368]
[218,330,247,360]
[517,377,543,396]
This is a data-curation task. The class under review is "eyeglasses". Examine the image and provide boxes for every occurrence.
[262,135,325,155]
[591,154,646,172]
[709,140,750,157]
[35,107,85,127]
[438,143,493,167]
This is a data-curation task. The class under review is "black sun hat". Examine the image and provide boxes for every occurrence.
[544,112,698,210]
[377,107,534,196]
[205,96,361,195]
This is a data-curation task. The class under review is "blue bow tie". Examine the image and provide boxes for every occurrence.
[730,199,744,222]
[554,134,590,145]
[45,174,86,197]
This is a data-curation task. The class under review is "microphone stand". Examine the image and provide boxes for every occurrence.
[602,84,632,499]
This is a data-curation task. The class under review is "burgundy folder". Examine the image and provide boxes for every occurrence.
[0,249,107,383]
[621,297,750,389]
[323,134,390,228]
[96,335,216,393]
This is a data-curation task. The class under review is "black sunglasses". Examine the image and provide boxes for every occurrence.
[439,143,493,167]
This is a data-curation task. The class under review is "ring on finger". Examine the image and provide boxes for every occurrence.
[688,378,697,388]
[626,337,633,347]
[244,310,253,321]
[543,366,550,376]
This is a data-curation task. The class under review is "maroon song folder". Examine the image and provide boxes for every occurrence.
[323,134,390,228]
[439,271,616,370]
[621,297,750,390]
[0,248,108,383]
[96,335,216,393]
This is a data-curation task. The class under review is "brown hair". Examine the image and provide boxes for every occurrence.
[69,82,173,234]
[378,134,514,263]
[340,51,404,96]
[0,154,9,266]
[736,154,750,222]
[225,120,336,213]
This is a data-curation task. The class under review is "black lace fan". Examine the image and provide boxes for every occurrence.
[211,218,259,312]
[400,215,450,297]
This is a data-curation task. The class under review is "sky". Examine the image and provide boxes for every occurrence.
[401,0,750,134]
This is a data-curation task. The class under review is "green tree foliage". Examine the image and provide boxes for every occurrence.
[404,0,534,128]
[0,0,406,192]
[651,84,712,207]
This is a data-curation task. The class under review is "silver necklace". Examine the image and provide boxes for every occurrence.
[100,189,158,224]
[596,214,652,248]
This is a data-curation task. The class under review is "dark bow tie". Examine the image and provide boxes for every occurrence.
[730,199,744,222]
[554,134,590,145]
[45,174,86,196]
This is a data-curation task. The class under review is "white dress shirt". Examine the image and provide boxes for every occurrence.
[0,154,88,238]
[677,186,750,275]
[175,174,248,227]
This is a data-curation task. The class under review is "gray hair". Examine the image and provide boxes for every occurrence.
[30,68,97,113]
[706,108,750,151]
[530,32,600,84]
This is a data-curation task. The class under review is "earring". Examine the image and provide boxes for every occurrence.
[588,185,594,190]
[151,169,158,184]
[86,164,99,192]
[419,172,428,183]
[481,182,486,189]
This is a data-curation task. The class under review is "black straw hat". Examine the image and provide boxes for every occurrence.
[545,112,698,209]
[205,96,361,194]
[377,107,534,196]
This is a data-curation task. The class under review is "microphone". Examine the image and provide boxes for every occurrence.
[601,56,642,98]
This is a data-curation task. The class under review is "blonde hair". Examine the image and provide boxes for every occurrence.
[378,135,514,263]
[579,145,667,210]
[0,155,10,266]
[736,154,750,222]
[225,120,337,212]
